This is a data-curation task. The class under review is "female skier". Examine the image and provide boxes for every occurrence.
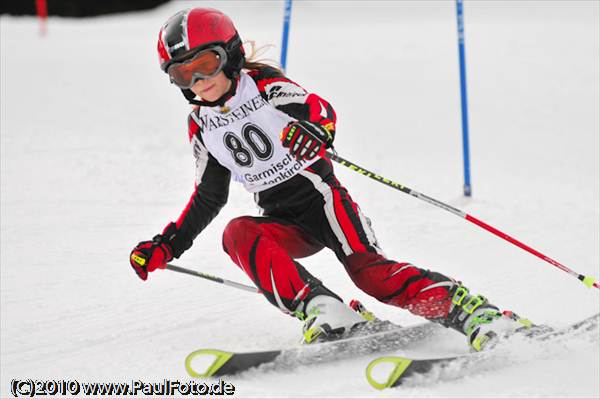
[130,8,531,351]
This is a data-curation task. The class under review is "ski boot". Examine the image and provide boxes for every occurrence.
[296,295,366,344]
[296,296,396,344]
[442,284,535,352]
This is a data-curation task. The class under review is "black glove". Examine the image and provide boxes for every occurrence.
[280,120,333,161]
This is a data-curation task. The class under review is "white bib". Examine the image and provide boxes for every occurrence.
[190,73,318,193]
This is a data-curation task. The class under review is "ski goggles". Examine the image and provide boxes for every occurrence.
[167,46,227,89]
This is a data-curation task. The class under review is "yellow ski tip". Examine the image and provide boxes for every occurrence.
[185,349,233,378]
[365,356,412,390]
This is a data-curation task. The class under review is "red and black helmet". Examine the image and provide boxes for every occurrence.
[157,8,245,80]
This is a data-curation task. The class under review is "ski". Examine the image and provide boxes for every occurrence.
[185,321,445,378]
[365,312,599,390]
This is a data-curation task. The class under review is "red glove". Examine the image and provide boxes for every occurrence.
[130,235,173,281]
[281,120,333,161]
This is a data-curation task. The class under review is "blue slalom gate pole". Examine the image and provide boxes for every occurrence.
[280,0,293,72]
[456,0,472,197]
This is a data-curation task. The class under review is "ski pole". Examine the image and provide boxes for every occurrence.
[325,151,599,290]
[166,263,260,293]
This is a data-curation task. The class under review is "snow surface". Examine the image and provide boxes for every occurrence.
[1,1,599,397]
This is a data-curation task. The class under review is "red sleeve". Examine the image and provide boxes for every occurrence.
[248,67,336,139]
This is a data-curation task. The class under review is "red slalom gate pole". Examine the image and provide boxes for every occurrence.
[325,151,599,290]
[36,0,48,36]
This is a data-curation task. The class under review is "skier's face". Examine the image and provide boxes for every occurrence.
[190,72,232,102]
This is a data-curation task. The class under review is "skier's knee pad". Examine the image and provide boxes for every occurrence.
[222,216,263,256]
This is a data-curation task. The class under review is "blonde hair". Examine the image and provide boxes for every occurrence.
[242,41,283,73]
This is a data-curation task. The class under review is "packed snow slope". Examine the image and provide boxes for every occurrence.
[2,1,598,397]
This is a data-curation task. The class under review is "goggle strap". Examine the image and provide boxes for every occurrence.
[226,33,242,52]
